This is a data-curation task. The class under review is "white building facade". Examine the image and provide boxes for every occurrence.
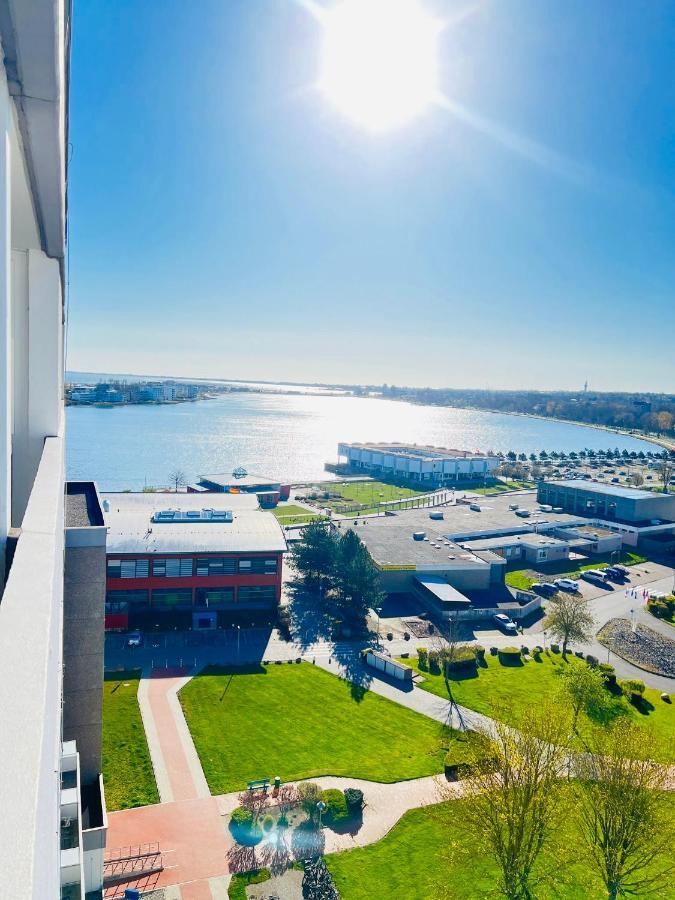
[337,442,501,483]
[0,4,104,898]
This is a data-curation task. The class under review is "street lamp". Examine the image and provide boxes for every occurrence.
[375,606,382,648]
[236,624,241,659]
[317,800,326,829]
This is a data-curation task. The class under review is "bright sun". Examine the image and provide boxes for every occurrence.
[319,0,440,132]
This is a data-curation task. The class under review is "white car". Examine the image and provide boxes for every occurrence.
[647,591,667,601]
[127,631,142,647]
[493,613,518,634]
[555,578,580,592]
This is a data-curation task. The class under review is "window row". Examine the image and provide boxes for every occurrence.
[105,585,277,610]
[107,556,278,579]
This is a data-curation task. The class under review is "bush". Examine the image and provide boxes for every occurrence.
[498,646,522,665]
[586,654,598,667]
[551,643,560,654]
[428,651,441,675]
[230,807,254,829]
[620,678,646,701]
[262,815,274,832]
[598,662,616,686]
[417,647,428,670]
[445,646,478,675]
[344,788,364,812]
[321,788,350,827]
[298,781,323,820]
[649,600,671,619]
[474,644,486,661]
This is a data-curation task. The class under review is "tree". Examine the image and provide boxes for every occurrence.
[169,468,187,492]
[656,458,673,494]
[627,472,644,488]
[544,592,595,659]
[557,663,608,733]
[297,781,323,824]
[464,706,571,900]
[333,529,384,625]
[289,521,337,590]
[576,720,675,899]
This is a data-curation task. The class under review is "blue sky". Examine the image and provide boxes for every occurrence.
[67,0,675,391]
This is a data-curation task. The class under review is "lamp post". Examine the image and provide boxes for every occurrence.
[543,629,547,652]
[317,800,326,829]
[375,606,382,648]
[236,624,241,660]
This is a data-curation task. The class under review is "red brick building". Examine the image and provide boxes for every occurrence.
[102,493,286,630]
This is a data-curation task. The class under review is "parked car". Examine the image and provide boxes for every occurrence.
[127,630,142,648]
[604,567,627,582]
[581,570,609,586]
[531,582,558,597]
[612,564,630,577]
[554,578,580,592]
[493,613,518,634]
[647,590,667,601]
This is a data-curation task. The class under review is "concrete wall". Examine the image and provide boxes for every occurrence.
[63,539,106,785]
[378,564,492,595]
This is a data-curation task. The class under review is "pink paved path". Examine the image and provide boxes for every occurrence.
[106,671,232,899]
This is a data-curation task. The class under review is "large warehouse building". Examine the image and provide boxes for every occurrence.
[336,442,500,484]
[537,480,675,524]
[103,493,287,630]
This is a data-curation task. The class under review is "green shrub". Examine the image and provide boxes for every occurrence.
[620,678,646,700]
[298,781,323,820]
[497,646,522,665]
[344,787,364,811]
[417,647,428,670]
[445,646,478,675]
[474,645,485,661]
[321,788,351,827]
[428,651,441,675]
[649,600,671,619]
[228,869,271,900]
[551,643,560,653]
[586,655,598,667]
[230,807,254,828]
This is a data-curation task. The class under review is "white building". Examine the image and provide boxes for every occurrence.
[337,442,501,484]
[0,4,105,898]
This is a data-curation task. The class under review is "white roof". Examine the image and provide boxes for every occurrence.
[102,492,287,555]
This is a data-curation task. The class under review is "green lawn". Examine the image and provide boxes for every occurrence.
[323,480,423,510]
[102,671,159,810]
[406,653,675,762]
[470,479,535,494]
[326,791,675,900]
[180,663,459,794]
[505,550,649,590]
[269,504,325,525]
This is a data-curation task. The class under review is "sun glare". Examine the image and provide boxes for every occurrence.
[319,0,440,132]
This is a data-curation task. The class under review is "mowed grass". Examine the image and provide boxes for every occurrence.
[323,480,423,509]
[179,663,453,794]
[407,653,675,762]
[326,790,675,900]
[102,671,159,810]
[268,504,325,525]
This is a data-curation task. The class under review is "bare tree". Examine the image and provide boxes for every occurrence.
[627,472,644,488]
[576,719,675,899]
[544,592,595,658]
[168,468,187,492]
[463,706,571,900]
[656,458,673,494]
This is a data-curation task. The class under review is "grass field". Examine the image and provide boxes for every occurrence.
[102,671,159,810]
[180,663,460,794]
[505,550,648,590]
[326,791,675,899]
[268,504,325,525]
[321,480,423,510]
[470,479,534,494]
[406,653,675,762]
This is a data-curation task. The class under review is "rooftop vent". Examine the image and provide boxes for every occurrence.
[153,508,233,524]
[413,531,426,541]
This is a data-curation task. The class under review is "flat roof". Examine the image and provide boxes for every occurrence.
[414,575,472,607]
[341,442,492,459]
[65,482,104,527]
[461,533,571,551]
[199,472,281,488]
[344,521,488,570]
[543,480,665,500]
[102,492,286,555]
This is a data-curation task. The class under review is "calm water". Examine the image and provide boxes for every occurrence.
[65,391,657,491]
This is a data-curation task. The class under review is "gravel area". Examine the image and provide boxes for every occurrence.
[597,618,675,677]
[247,868,303,899]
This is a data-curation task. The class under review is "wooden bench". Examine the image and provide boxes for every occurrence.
[247,778,270,794]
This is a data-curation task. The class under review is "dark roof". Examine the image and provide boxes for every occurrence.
[65,482,104,527]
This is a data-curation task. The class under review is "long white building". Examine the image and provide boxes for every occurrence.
[0,4,106,898]
[337,442,501,483]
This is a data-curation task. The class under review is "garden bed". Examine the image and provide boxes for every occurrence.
[597,618,675,677]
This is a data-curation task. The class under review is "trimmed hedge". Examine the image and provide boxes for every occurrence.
[322,788,351,827]
[620,678,646,701]
[344,788,364,812]
[497,646,522,665]
[230,807,253,828]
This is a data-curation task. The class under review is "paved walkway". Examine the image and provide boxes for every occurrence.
[106,670,231,900]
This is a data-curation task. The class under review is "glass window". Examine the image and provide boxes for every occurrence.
[195,587,235,608]
[152,558,193,577]
[151,588,193,608]
[238,585,276,604]
[195,557,237,576]
[106,589,149,609]
[238,557,278,575]
[107,559,149,579]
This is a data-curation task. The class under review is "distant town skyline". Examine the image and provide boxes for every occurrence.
[68,0,675,392]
